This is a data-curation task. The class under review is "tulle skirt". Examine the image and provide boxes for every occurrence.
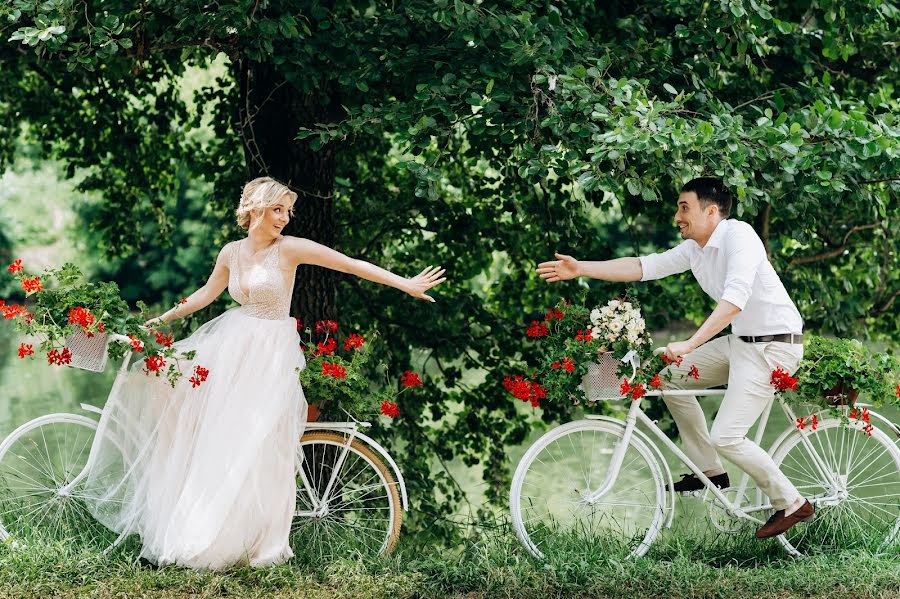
[83,307,307,570]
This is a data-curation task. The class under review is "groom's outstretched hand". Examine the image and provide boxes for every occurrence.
[406,265,447,302]
[536,253,581,282]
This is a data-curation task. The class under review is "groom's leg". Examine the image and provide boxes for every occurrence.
[709,336,804,510]
[661,336,731,473]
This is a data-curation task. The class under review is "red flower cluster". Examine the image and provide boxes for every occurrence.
[68,307,95,328]
[143,355,165,374]
[687,365,700,380]
[154,332,174,348]
[526,320,549,338]
[47,347,72,366]
[770,367,798,392]
[619,378,647,400]
[661,355,684,367]
[401,370,423,388]
[20,276,42,294]
[650,374,663,388]
[896,384,900,398]
[315,337,337,356]
[18,343,33,359]
[321,362,347,379]
[315,320,338,334]
[296,318,303,331]
[544,308,564,321]
[2,303,27,320]
[380,401,400,419]
[343,333,365,351]
[190,365,210,388]
[128,335,144,352]
[503,375,546,407]
[7,259,22,274]
[796,414,819,431]
[850,407,874,436]
[574,330,593,342]
[551,357,575,373]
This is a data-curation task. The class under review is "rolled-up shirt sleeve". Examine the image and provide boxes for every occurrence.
[639,241,692,281]
[720,229,766,310]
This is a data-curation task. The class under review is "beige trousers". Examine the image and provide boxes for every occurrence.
[661,335,804,510]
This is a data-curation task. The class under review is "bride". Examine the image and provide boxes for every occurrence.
[82,176,445,570]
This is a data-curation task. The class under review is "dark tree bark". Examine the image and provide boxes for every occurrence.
[235,60,343,328]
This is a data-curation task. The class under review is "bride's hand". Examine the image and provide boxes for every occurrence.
[144,316,164,328]
[405,266,446,303]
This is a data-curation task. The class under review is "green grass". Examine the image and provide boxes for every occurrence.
[1,520,897,599]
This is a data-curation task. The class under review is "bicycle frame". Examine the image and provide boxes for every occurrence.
[582,389,845,524]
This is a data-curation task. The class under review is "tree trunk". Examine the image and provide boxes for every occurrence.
[235,59,342,328]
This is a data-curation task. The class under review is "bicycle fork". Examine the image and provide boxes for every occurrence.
[583,400,642,505]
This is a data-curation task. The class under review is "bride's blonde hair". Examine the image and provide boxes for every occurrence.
[236,177,298,230]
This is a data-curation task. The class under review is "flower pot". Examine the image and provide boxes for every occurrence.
[582,352,625,402]
[823,380,859,407]
[307,404,321,422]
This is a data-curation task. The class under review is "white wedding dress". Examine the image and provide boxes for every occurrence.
[83,237,307,570]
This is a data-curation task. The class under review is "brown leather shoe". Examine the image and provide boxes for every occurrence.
[755,500,815,539]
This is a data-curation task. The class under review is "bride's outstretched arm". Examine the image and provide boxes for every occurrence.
[146,245,231,325]
[282,237,446,303]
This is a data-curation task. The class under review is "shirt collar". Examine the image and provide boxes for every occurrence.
[704,219,729,250]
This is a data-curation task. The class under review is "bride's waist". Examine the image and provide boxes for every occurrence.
[234,305,292,322]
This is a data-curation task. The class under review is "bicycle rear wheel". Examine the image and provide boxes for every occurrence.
[0,414,115,546]
[510,420,666,560]
[291,431,402,561]
[771,415,900,555]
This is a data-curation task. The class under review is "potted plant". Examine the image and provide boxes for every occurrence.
[780,335,900,410]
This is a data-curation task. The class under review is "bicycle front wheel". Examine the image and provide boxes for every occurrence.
[291,431,402,561]
[510,420,667,560]
[0,414,114,546]
[771,415,900,555]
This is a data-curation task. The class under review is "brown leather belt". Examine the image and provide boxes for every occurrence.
[738,333,803,344]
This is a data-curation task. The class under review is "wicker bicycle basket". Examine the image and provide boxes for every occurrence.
[64,329,110,372]
[581,351,627,402]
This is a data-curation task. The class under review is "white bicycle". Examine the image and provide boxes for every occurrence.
[510,351,900,559]
[0,330,408,561]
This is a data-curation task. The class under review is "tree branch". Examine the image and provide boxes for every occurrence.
[789,223,879,266]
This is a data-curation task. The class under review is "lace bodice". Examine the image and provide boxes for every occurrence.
[227,238,293,320]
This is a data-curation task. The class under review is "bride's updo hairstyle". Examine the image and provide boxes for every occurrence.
[236,176,298,231]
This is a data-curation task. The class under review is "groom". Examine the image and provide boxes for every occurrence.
[536,177,813,539]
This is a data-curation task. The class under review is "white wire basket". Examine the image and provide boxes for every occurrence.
[63,329,110,372]
[581,351,637,402]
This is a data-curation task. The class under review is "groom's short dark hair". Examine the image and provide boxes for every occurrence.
[681,177,732,218]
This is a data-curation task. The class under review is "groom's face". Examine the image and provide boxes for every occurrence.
[674,192,718,243]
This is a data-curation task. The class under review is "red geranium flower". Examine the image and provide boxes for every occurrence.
[574,330,593,342]
[68,307,95,328]
[544,308,564,321]
[650,374,662,388]
[343,333,365,351]
[620,378,632,396]
[770,367,798,392]
[21,276,42,293]
[128,335,144,352]
[47,347,72,366]
[2,303,23,320]
[631,383,647,401]
[315,320,339,334]
[7,259,22,274]
[380,401,400,419]
[321,362,347,379]
[143,355,166,374]
[154,331,174,348]
[401,370,423,388]
[560,357,575,373]
[190,365,210,388]
[526,320,549,338]
[661,355,684,367]
[895,384,899,399]
[315,337,337,356]
[296,318,303,332]
[796,417,806,430]
[18,343,33,359]
[687,365,700,380]
[503,375,546,407]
